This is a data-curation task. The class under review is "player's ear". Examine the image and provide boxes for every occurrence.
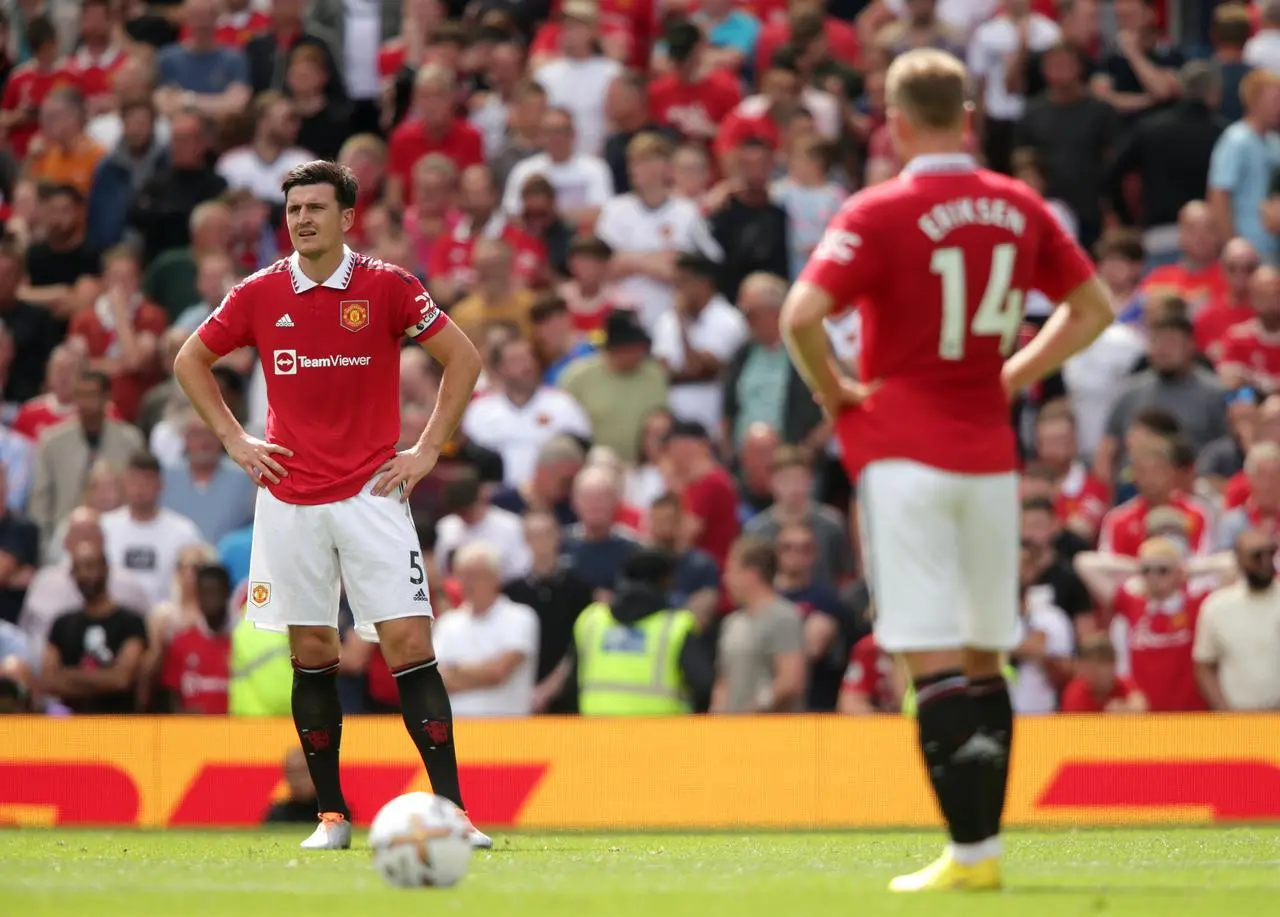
[960,101,976,141]
[341,207,356,233]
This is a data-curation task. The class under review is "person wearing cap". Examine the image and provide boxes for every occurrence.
[532,0,622,158]
[573,547,712,715]
[1059,632,1148,713]
[559,309,668,463]
[651,251,749,436]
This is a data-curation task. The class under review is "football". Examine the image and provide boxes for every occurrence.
[368,792,473,888]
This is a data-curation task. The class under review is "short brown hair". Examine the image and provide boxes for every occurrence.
[1077,632,1117,663]
[102,243,142,270]
[1036,399,1077,428]
[885,48,968,130]
[289,42,329,71]
[770,445,808,474]
[1093,227,1145,263]
[1214,3,1253,48]
[281,160,359,209]
[627,131,674,161]
[568,233,613,259]
[731,536,778,583]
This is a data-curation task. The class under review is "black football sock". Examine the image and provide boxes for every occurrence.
[393,658,465,810]
[291,657,349,818]
[968,673,1014,841]
[913,670,987,847]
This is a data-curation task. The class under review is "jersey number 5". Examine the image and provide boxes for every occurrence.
[931,243,1025,361]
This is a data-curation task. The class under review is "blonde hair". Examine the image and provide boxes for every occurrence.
[1245,440,1280,476]
[338,133,387,164]
[453,541,501,575]
[886,48,969,130]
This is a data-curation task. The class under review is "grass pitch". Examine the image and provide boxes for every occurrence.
[1,827,1277,916]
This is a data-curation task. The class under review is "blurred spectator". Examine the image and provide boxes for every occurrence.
[173,253,235,333]
[0,617,33,712]
[490,79,546,191]
[1021,496,1094,633]
[143,539,218,675]
[601,72,665,197]
[227,606,291,716]
[735,422,780,518]
[285,42,350,162]
[262,748,317,823]
[1090,0,1183,125]
[596,132,722,331]
[86,54,172,154]
[653,252,748,434]
[1217,442,1280,549]
[623,407,673,509]
[709,139,789,299]
[772,136,845,280]
[1207,68,1280,262]
[0,16,64,159]
[713,535,805,713]
[754,0,857,87]
[722,271,823,453]
[0,461,37,625]
[648,20,740,152]
[516,173,576,276]
[646,491,720,623]
[1198,385,1258,492]
[1220,266,1280,393]
[1059,632,1148,712]
[387,64,483,210]
[435,541,539,718]
[0,421,31,513]
[682,0,761,80]
[503,107,613,229]
[160,411,254,543]
[562,464,641,598]
[1140,202,1227,312]
[1106,64,1224,247]
[29,370,144,551]
[1245,0,1280,75]
[1195,237,1259,362]
[1194,527,1280,710]
[128,108,229,262]
[1010,542,1074,715]
[504,511,593,714]
[22,183,100,323]
[400,156,458,279]
[1209,6,1249,126]
[875,0,965,59]
[154,0,251,119]
[573,547,711,716]
[471,39,526,162]
[1090,227,1147,323]
[216,91,313,203]
[145,200,234,322]
[448,238,538,342]
[837,632,900,715]
[86,99,167,251]
[243,0,334,97]
[745,446,852,590]
[158,561,231,714]
[28,87,104,197]
[773,520,848,711]
[433,467,531,584]
[491,434,583,527]
[66,245,167,422]
[533,1,621,158]
[432,166,541,301]
[1033,401,1111,543]
[663,419,739,569]
[39,539,146,714]
[0,234,58,404]
[44,462,124,565]
[461,338,591,487]
[1099,440,1212,557]
[530,294,594,384]
[100,450,202,609]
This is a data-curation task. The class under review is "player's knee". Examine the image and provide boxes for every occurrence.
[289,626,342,668]
[375,617,434,668]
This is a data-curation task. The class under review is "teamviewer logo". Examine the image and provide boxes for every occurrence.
[273,349,297,375]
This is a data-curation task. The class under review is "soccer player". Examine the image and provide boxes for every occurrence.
[173,161,487,851]
[780,49,1113,892]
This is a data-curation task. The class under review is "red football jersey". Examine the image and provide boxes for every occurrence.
[161,625,231,714]
[387,118,485,207]
[1195,299,1253,362]
[799,155,1095,476]
[427,215,547,292]
[11,394,121,441]
[682,464,739,569]
[179,10,271,48]
[1059,673,1142,712]
[67,46,128,106]
[1218,319,1280,393]
[1055,461,1111,538]
[1140,262,1228,315]
[1112,584,1206,712]
[648,72,742,144]
[533,0,659,69]
[1097,494,1210,557]
[1,61,81,158]
[196,247,450,504]
[713,95,782,158]
[754,16,858,86]
[1225,470,1250,509]
[841,634,896,711]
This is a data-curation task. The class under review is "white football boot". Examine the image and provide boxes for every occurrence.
[300,812,352,850]
[460,812,493,849]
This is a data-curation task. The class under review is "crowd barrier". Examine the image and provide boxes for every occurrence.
[2,715,1280,829]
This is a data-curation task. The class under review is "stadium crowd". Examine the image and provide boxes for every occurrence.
[1,0,1280,721]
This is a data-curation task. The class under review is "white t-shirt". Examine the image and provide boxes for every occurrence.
[434,506,533,583]
[967,15,1061,120]
[216,146,316,203]
[594,193,723,332]
[502,152,614,217]
[461,387,592,486]
[432,596,540,717]
[87,113,172,153]
[342,0,382,100]
[100,507,204,611]
[651,295,750,433]
[1062,322,1145,460]
[470,93,510,159]
[885,0,999,41]
[1193,581,1280,710]
[1010,600,1074,715]
[534,56,623,157]
[1246,30,1280,76]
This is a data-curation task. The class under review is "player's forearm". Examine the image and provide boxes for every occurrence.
[174,341,245,443]
[1002,276,1112,393]
[418,341,481,454]
[781,282,843,400]
[1195,664,1229,711]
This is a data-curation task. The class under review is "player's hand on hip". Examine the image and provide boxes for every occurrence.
[372,445,440,501]
[226,433,293,486]
[814,378,876,419]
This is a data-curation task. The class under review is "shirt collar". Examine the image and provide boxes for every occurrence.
[901,153,978,176]
[288,245,356,293]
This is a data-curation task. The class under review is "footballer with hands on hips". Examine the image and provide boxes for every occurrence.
[173,160,488,851]
[780,49,1114,893]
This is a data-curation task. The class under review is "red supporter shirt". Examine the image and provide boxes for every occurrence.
[180,10,271,47]
[1195,299,1253,362]
[1097,494,1210,557]
[1055,461,1111,537]
[1217,319,1280,393]
[798,154,1095,477]
[67,300,170,422]
[161,625,231,715]
[1225,470,1250,509]
[11,394,121,441]
[67,46,127,107]
[1059,673,1142,712]
[682,464,740,568]
[841,634,896,711]
[754,17,858,84]
[714,95,782,158]
[1140,262,1228,315]
[1,61,81,158]
[427,214,547,292]
[533,0,659,69]
[1112,584,1206,712]
[648,72,742,143]
[387,118,485,207]
[196,247,450,504]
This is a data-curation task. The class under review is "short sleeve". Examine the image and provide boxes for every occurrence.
[1032,198,1095,303]
[1191,599,1220,663]
[123,610,148,644]
[650,315,683,367]
[594,199,626,250]
[1208,133,1242,193]
[796,195,883,310]
[1040,607,1074,657]
[501,605,540,657]
[766,605,805,656]
[389,267,449,342]
[196,282,256,357]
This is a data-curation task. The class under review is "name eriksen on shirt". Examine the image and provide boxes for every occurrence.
[918,197,1027,243]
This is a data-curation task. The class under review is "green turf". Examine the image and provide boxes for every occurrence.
[2,828,1278,916]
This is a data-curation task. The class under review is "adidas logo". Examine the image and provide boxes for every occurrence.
[275,314,295,327]
[413,588,429,602]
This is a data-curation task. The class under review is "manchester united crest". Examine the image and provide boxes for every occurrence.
[250,581,271,607]
[340,300,370,332]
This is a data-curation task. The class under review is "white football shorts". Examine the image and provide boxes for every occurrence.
[245,476,433,642]
[858,459,1019,653]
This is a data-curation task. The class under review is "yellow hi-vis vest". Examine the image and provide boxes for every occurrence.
[229,616,293,717]
[573,601,696,716]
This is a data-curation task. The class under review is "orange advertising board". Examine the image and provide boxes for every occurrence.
[3,715,1280,829]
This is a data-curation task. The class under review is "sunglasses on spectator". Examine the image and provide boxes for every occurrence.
[1139,564,1174,576]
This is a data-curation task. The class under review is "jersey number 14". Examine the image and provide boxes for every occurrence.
[931,243,1025,360]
